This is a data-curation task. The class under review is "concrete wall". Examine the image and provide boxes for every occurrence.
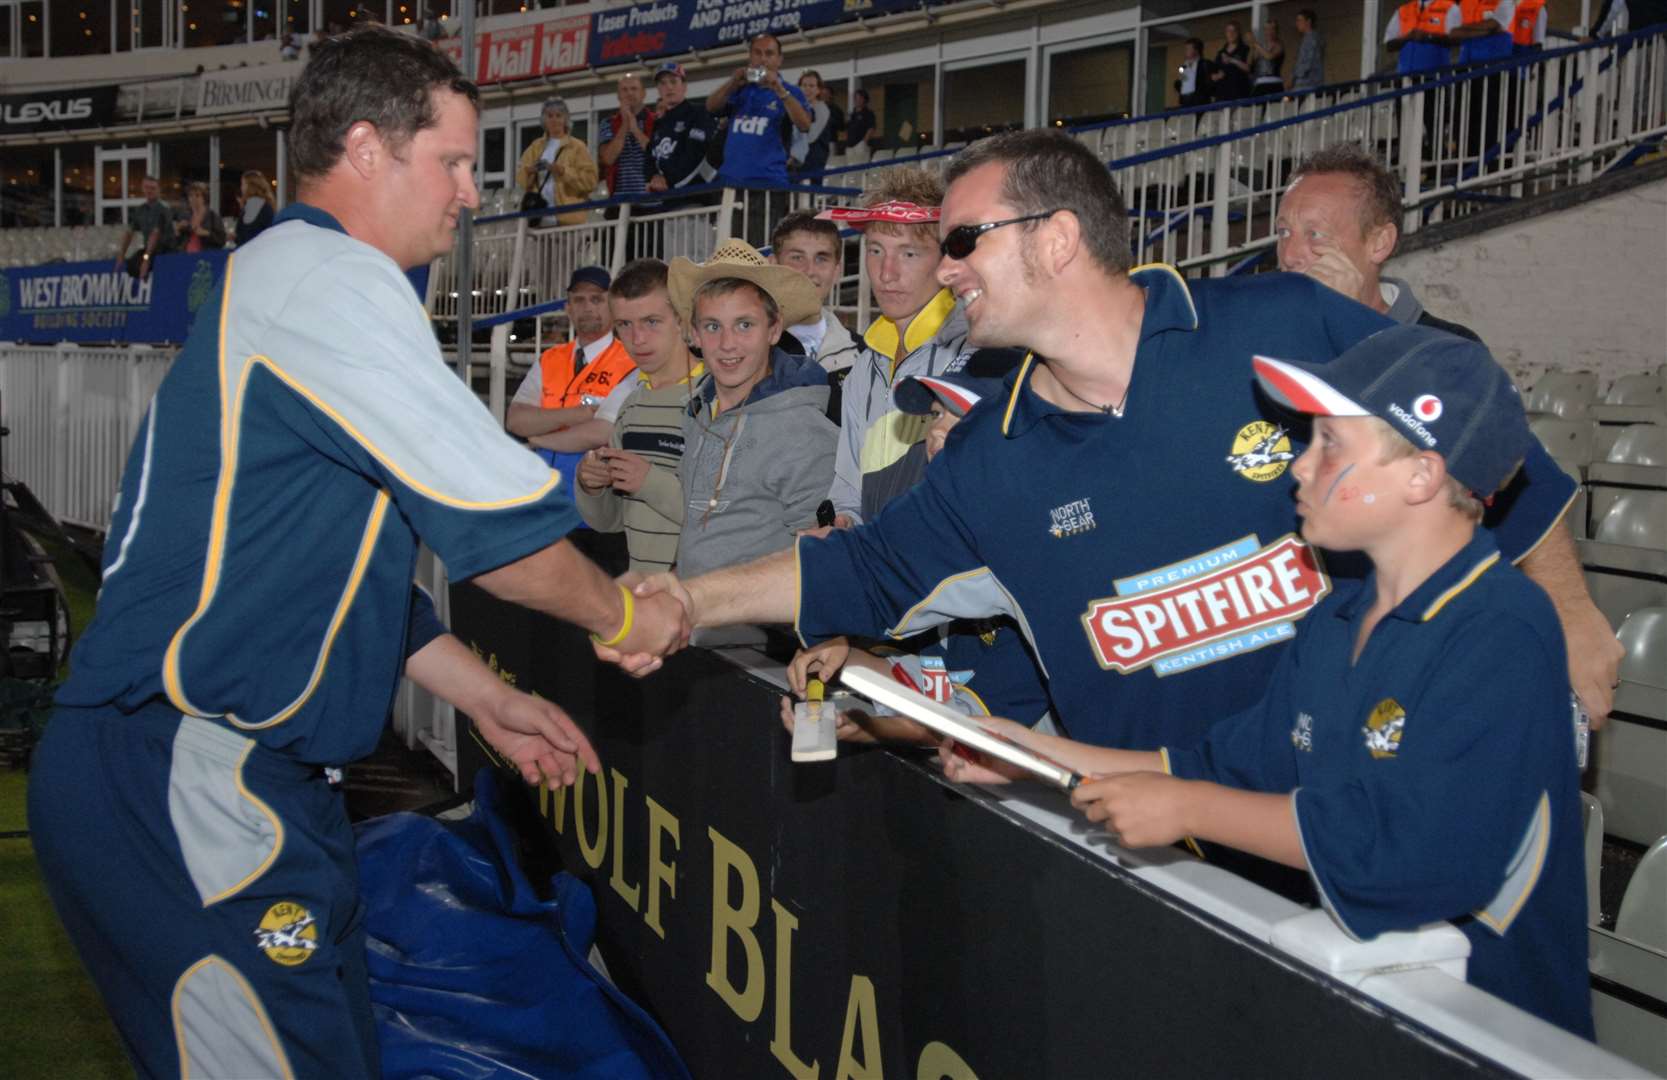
[1391,177,1667,391]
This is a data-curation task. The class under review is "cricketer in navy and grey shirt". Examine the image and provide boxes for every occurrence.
[1164,529,1593,1037]
[60,203,583,765]
[795,266,1575,751]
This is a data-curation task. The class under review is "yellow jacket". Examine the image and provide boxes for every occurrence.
[515,134,599,226]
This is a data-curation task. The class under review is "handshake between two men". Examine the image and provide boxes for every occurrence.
[590,547,803,674]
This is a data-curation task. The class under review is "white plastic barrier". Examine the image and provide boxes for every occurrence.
[0,343,174,532]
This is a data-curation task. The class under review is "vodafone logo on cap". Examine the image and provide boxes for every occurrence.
[1413,394,1443,422]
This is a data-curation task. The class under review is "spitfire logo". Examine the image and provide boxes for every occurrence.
[1081,533,1329,676]
[1362,698,1406,759]
[254,901,319,967]
[916,656,971,704]
[1227,421,1295,482]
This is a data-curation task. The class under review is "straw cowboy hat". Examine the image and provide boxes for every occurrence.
[668,238,822,329]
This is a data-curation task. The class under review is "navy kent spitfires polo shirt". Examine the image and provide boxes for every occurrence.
[1164,530,1592,1038]
[793,266,1574,752]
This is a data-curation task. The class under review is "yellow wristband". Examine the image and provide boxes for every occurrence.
[590,584,634,647]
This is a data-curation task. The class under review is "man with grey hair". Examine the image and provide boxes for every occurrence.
[600,72,655,200]
[1275,143,1623,722]
[615,130,1587,758]
[515,96,597,224]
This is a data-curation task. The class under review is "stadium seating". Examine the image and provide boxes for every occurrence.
[1606,425,1667,467]
[1581,792,1604,926]
[1582,489,1667,579]
[1525,371,1599,419]
[1605,371,1667,408]
[0,222,218,268]
[1592,490,1667,550]
[1615,834,1667,951]
[1530,416,1595,477]
[1595,606,1667,847]
[1585,570,1667,630]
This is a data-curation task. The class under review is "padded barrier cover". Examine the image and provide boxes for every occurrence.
[355,769,691,1080]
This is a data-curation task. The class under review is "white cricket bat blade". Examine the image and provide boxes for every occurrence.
[838,666,1081,790]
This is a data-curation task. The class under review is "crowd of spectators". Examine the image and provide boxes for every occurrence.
[513,31,928,228]
[112,171,277,280]
[549,131,1624,1040]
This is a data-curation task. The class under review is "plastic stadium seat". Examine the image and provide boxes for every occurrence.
[1593,490,1667,550]
[1606,372,1666,407]
[1593,424,1628,462]
[1585,571,1667,629]
[1530,417,1594,468]
[1525,371,1599,418]
[1615,834,1667,950]
[869,148,896,163]
[1568,487,1589,539]
[1618,607,1667,690]
[1607,425,1667,466]
[1580,792,1603,926]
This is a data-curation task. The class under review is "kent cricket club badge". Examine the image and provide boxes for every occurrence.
[1227,421,1295,482]
[254,901,319,966]
[1362,699,1407,759]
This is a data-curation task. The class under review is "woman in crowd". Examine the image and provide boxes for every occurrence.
[176,181,225,252]
[515,98,600,226]
[791,70,835,181]
[1210,20,1253,101]
[235,170,276,247]
[1250,18,1286,95]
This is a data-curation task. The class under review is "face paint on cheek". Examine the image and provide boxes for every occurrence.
[1363,493,1376,504]
[1322,462,1357,506]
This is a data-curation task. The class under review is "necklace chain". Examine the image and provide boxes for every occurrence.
[1052,373,1131,418]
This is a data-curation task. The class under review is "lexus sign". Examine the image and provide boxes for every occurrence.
[0,85,118,134]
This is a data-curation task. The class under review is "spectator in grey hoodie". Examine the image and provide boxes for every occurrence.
[668,240,837,579]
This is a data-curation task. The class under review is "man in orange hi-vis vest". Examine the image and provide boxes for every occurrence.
[507,265,638,492]
[1385,0,1462,74]
[1510,0,1549,51]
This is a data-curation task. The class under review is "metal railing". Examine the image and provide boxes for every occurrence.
[1095,28,1667,275]
[0,343,174,533]
[434,29,1665,365]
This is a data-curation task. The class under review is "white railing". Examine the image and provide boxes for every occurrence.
[432,27,1666,372]
[1096,29,1667,274]
[0,343,173,532]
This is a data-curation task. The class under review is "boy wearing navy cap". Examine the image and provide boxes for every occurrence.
[944,325,1593,1037]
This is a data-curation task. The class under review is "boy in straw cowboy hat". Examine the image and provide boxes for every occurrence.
[669,239,838,580]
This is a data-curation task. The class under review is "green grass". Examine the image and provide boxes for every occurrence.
[0,769,132,1078]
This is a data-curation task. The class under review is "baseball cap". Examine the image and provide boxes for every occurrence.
[1252,324,1532,496]
[654,61,686,81]
[894,349,1026,418]
[568,266,611,293]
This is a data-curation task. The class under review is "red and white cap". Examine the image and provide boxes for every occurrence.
[815,200,941,227]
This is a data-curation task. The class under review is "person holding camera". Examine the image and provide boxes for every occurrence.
[705,33,812,242]
[515,98,598,225]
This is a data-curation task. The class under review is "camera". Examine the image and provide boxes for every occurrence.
[745,66,767,83]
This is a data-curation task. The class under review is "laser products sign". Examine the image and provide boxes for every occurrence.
[590,0,919,66]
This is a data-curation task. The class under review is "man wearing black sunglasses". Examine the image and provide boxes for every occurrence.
[612,130,1577,763]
